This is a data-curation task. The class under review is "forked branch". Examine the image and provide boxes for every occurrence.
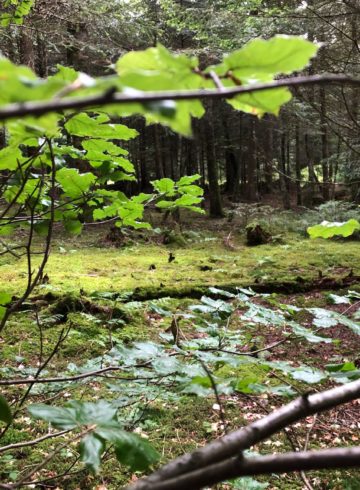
[129,378,360,489]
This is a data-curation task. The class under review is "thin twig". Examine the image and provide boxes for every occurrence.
[198,360,228,434]
[0,430,70,454]
[10,426,96,489]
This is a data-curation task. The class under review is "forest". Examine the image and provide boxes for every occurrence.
[0,0,360,489]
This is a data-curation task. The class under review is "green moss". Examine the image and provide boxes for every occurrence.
[1,236,359,298]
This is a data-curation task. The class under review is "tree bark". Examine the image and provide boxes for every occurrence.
[245,117,258,201]
[205,106,223,217]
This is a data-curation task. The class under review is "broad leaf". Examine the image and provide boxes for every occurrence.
[0,395,12,424]
[65,113,138,140]
[79,433,105,474]
[64,219,83,235]
[56,168,96,199]
[215,35,318,81]
[95,429,159,471]
[307,219,360,239]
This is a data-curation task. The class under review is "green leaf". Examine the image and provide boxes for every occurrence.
[0,145,24,171]
[152,178,176,195]
[82,139,129,159]
[307,219,360,239]
[0,292,11,320]
[174,194,202,208]
[216,35,318,81]
[0,307,6,321]
[115,45,204,135]
[64,220,83,235]
[235,376,262,394]
[34,220,50,237]
[177,174,201,186]
[156,200,175,209]
[289,321,332,343]
[334,314,360,336]
[291,367,326,384]
[65,113,138,140]
[227,87,292,116]
[79,433,105,474]
[56,168,96,199]
[327,294,351,305]
[177,184,204,197]
[28,400,117,430]
[28,404,78,430]
[308,308,338,329]
[96,429,159,471]
[181,382,212,397]
[0,293,12,306]
[230,477,269,489]
[308,307,360,335]
[0,396,12,425]
[326,362,356,373]
[0,0,34,27]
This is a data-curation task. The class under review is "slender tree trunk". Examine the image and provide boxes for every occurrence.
[246,118,257,201]
[223,116,236,194]
[320,86,330,200]
[36,31,48,77]
[232,113,243,202]
[280,125,291,209]
[139,119,150,190]
[19,24,35,70]
[305,133,316,195]
[205,106,223,217]
[154,125,165,179]
[295,123,302,206]
[263,115,273,194]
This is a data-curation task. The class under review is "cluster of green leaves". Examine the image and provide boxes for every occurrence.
[110,35,316,126]
[0,0,34,27]
[28,401,159,473]
[0,36,317,135]
[0,112,204,241]
[209,35,317,115]
[153,174,204,214]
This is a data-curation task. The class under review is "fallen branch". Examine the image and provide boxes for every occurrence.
[0,366,142,385]
[134,447,360,490]
[130,378,360,489]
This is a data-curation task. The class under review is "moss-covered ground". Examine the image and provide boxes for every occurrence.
[1,227,360,297]
[0,221,359,489]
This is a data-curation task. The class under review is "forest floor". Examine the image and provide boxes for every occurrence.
[0,210,360,489]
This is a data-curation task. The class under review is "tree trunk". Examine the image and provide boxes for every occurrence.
[139,119,150,191]
[263,115,274,194]
[19,24,35,70]
[280,124,291,209]
[205,109,223,218]
[295,123,302,206]
[154,125,165,179]
[320,86,330,200]
[245,118,258,201]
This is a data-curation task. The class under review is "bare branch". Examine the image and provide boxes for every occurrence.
[0,430,70,454]
[0,75,359,121]
[130,378,360,489]
[136,447,360,490]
